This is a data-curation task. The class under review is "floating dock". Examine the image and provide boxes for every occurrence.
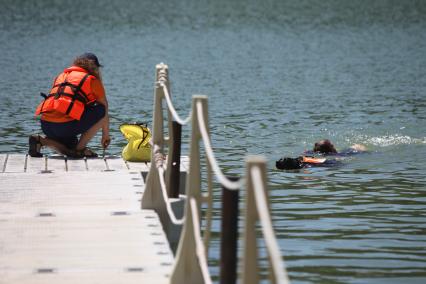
[0,154,188,284]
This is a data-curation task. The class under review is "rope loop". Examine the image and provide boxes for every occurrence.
[196,101,243,190]
[160,83,191,125]
[250,166,289,283]
[157,166,185,225]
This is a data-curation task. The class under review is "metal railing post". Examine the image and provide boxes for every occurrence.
[154,62,168,154]
[166,121,182,198]
[220,176,240,284]
[141,65,165,209]
[242,156,260,284]
[158,64,175,197]
[170,95,209,284]
[242,156,289,284]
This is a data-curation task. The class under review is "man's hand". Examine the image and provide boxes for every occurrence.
[101,134,111,149]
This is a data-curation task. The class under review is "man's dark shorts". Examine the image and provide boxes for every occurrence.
[41,104,105,149]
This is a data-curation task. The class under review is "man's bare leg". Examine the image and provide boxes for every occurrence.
[39,136,74,156]
[76,115,107,151]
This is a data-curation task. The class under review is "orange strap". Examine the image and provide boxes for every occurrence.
[302,156,326,164]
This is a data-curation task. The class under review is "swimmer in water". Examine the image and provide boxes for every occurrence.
[276,139,367,170]
[307,139,367,156]
[276,156,341,170]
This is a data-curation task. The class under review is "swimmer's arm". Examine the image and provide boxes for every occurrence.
[350,144,367,152]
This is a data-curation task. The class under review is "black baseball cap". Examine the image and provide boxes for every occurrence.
[77,52,103,67]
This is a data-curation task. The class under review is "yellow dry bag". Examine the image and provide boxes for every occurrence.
[120,123,152,162]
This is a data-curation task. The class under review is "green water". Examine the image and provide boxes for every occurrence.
[1,0,425,283]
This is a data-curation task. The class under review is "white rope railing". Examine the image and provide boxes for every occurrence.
[190,198,213,284]
[196,101,243,190]
[202,160,214,253]
[251,166,289,284]
[158,166,185,225]
[144,63,288,284]
[161,83,192,125]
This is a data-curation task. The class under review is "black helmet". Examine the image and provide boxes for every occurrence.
[276,157,304,170]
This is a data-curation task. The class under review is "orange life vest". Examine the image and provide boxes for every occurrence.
[302,156,327,164]
[35,66,97,120]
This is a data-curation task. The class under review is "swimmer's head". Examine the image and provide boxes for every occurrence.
[276,157,304,170]
[313,139,337,154]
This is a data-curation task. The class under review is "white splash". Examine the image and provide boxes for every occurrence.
[362,135,426,146]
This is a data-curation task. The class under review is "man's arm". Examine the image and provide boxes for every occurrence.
[96,96,111,148]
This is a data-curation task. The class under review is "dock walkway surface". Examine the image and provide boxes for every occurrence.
[0,154,187,284]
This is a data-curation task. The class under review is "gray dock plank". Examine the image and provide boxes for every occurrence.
[0,155,176,284]
[4,154,26,172]
[105,156,128,171]
[0,155,188,174]
[2,273,170,284]
[0,154,7,172]
[86,157,108,171]
[126,161,150,172]
[46,156,67,172]
[26,156,45,173]
[66,158,87,171]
